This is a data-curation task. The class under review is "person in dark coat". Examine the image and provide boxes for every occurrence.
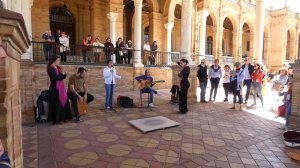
[104,37,114,61]
[150,41,158,65]
[197,59,208,103]
[178,59,190,113]
[47,56,71,125]
[242,56,254,104]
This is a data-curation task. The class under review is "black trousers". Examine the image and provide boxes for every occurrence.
[223,83,230,99]
[68,92,94,118]
[60,51,67,62]
[233,90,243,104]
[244,79,252,101]
[210,78,220,100]
[179,81,190,113]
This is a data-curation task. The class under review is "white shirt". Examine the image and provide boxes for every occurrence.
[59,36,69,52]
[223,70,230,83]
[93,42,104,53]
[208,65,222,79]
[103,66,121,84]
[144,44,150,51]
[243,64,251,80]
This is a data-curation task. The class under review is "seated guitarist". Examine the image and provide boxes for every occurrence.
[135,69,160,107]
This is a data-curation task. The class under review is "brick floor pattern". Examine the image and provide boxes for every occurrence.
[22,89,300,168]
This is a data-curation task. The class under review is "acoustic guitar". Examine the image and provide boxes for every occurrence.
[138,80,165,89]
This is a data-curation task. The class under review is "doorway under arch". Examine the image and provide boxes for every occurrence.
[50,5,75,44]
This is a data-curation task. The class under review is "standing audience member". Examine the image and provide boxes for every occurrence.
[125,40,133,64]
[242,57,254,104]
[104,37,114,61]
[116,37,125,64]
[230,62,245,110]
[42,30,54,61]
[143,41,151,64]
[223,65,231,102]
[54,29,61,55]
[150,41,158,65]
[82,35,93,63]
[271,69,288,92]
[0,139,10,168]
[251,63,264,107]
[92,38,104,63]
[103,60,121,110]
[59,32,69,62]
[208,59,222,101]
[47,56,71,125]
[284,81,293,130]
[197,59,208,103]
[178,59,190,113]
[68,67,94,122]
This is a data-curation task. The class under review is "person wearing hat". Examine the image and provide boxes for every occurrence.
[125,40,133,64]
[68,67,95,121]
[231,62,245,110]
[197,59,208,103]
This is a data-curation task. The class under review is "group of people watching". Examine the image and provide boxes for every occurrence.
[143,41,158,65]
[197,57,293,129]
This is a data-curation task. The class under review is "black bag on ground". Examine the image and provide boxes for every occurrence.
[35,90,49,122]
[170,85,179,103]
[117,95,134,108]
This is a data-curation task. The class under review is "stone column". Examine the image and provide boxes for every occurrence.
[180,0,194,62]
[133,0,143,67]
[254,0,265,63]
[198,10,209,63]
[107,12,118,63]
[289,60,300,130]
[218,27,224,60]
[21,0,33,60]
[164,22,174,65]
[0,10,30,168]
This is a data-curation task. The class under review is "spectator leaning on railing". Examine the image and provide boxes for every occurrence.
[150,41,158,65]
[104,37,114,61]
[92,38,104,63]
[59,32,69,62]
[125,40,133,64]
[42,30,54,61]
[82,35,93,63]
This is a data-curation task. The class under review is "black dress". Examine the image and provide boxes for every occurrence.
[47,65,71,124]
[178,66,190,113]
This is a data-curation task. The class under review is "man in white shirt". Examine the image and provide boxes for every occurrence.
[242,57,254,104]
[103,60,121,110]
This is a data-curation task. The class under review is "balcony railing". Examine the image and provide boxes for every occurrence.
[243,1,256,10]
[32,41,179,67]
[221,56,235,65]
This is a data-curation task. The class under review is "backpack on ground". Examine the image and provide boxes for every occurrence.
[117,95,134,108]
[170,85,179,103]
[34,90,49,122]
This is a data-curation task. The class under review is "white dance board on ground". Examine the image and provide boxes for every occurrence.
[128,116,180,133]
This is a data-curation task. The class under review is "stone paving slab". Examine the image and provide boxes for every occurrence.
[23,89,300,168]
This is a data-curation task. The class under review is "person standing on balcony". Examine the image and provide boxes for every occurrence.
[104,37,114,61]
[125,40,133,64]
[178,59,190,113]
[103,60,121,110]
[208,59,222,101]
[42,30,54,61]
[150,41,158,65]
[143,41,151,64]
[59,32,69,62]
[115,37,124,64]
[197,59,208,103]
[242,57,254,104]
[92,38,104,63]
[82,35,93,63]
[54,29,61,56]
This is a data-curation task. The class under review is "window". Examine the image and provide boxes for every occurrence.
[247,41,250,51]
[206,36,213,55]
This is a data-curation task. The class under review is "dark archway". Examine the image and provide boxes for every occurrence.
[50,5,75,44]
[206,36,213,55]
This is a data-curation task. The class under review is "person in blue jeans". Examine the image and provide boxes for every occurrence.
[135,69,160,107]
[284,82,293,130]
[103,60,121,110]
[197,59,208,103]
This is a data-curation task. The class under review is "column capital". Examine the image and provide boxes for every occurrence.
[164,22,174,30]
[107,12,118,22]
[198,10,209,18]
[134,0,143,5]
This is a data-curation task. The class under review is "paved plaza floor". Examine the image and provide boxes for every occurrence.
[22,87,300,168]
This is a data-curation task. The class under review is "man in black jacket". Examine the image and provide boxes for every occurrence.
[242,57,254,104]
[197,59,208,103]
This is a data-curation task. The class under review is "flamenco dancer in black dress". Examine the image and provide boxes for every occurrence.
[178,59,190,113]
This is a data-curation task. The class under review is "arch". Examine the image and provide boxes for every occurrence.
[221,15,238,31]
[285,28,296,60]
[163,0,181,22]
[145,0,159,13]
[241,21,254,34]
[206,13,217,27]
